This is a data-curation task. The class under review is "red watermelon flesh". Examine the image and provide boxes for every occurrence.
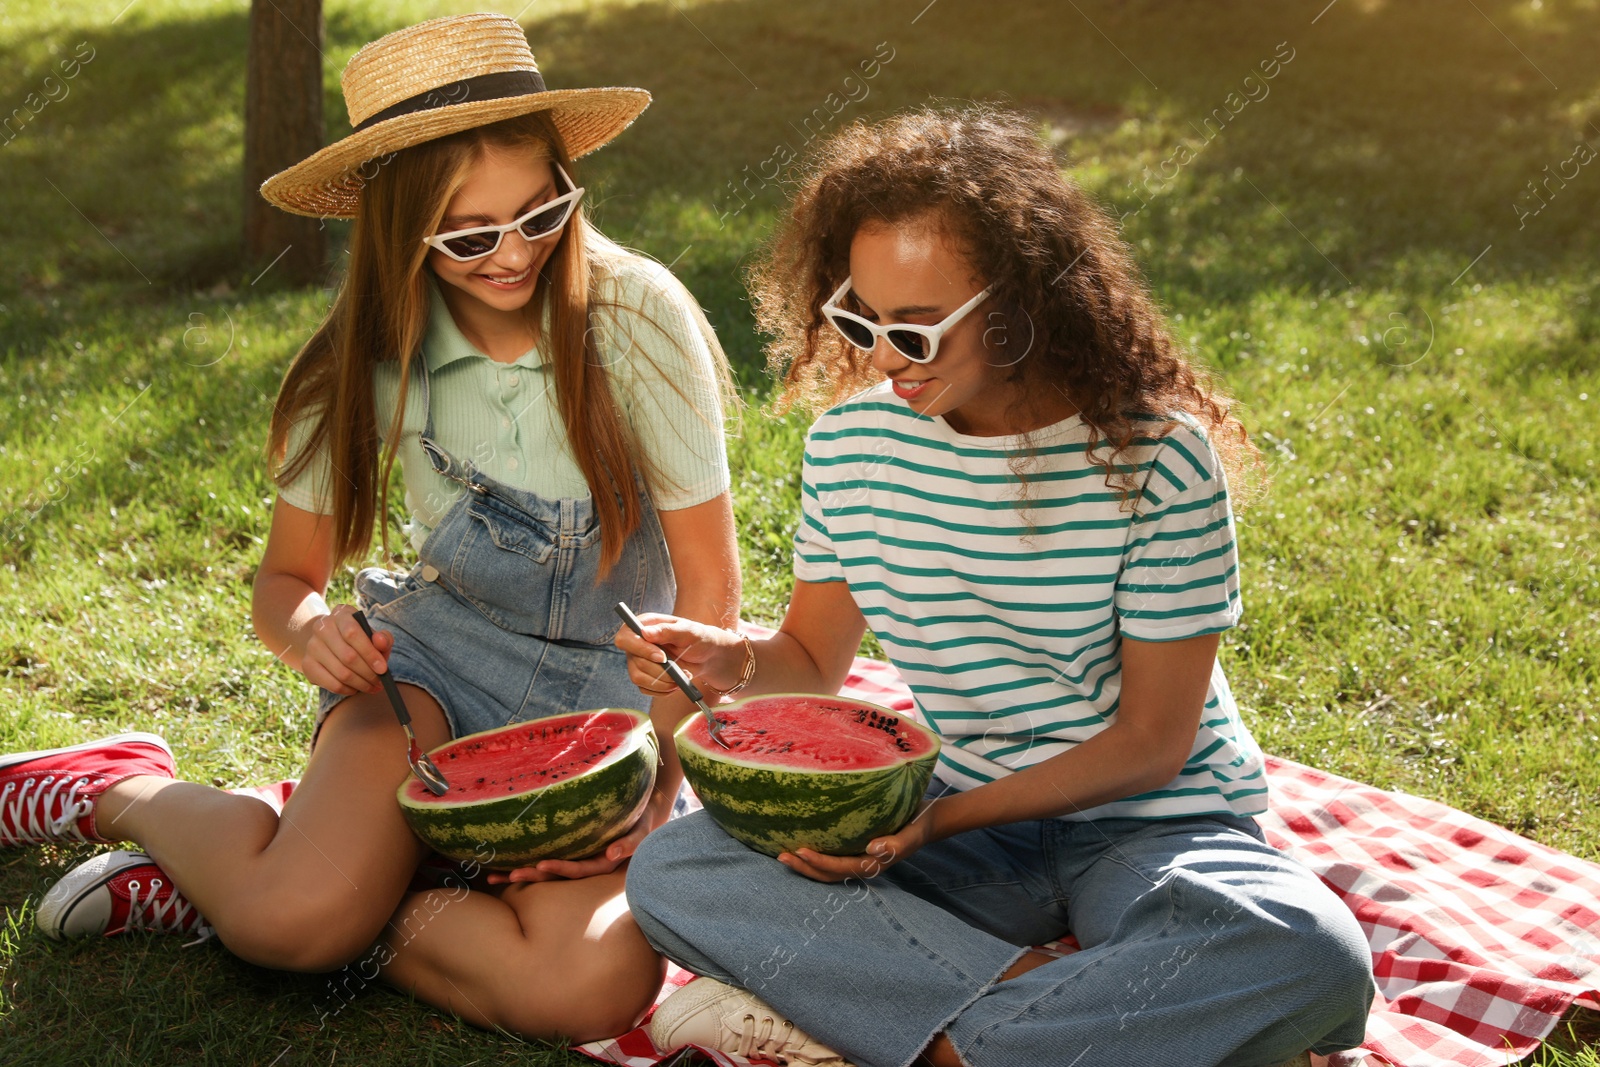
[675,694,941,856]
[398,708,658,868]
[678,695,935,769]
[401,709,642,802]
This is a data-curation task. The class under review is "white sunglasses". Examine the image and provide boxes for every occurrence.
[822,276,995,363]
[422,163,585,262]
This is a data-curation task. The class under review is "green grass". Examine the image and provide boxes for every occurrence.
[2,0,1598,1062]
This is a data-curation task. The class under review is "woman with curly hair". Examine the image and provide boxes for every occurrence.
[617,104,1375,1067]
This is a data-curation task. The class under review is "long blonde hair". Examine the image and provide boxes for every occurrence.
[268,111,733,573]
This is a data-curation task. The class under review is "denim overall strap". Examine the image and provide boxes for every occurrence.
[402,347,676,645]
[322,345,678,743]
[413,349,489,497]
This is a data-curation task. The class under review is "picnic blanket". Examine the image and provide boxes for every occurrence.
[580,636,1600,1067]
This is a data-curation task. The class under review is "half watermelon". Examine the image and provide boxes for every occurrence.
[398,708,658,870]
[675,693,941,857]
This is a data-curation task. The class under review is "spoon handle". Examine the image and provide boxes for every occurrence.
[351,611,411,726]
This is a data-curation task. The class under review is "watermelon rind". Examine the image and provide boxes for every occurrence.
[674,693,941,858]
[398,709,658,870]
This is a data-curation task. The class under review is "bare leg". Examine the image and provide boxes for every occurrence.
[919,951,1058,1067]
[375,868,665,1043]
[92,685,452,972]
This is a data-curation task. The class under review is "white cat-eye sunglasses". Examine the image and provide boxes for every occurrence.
[422,163,584,262]
[822,276,995,363]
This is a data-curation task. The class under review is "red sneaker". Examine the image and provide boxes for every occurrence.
[37,850,211,943]
[0,732,176,846]
[227,779,298,815]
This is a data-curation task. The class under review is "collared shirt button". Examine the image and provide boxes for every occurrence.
[501,416,512,430]
[506,456,520,470]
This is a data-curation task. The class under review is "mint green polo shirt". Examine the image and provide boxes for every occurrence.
[277,253,730,553]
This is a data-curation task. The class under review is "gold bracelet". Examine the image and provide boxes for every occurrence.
[719,633,757,699]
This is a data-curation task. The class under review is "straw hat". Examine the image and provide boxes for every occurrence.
[259,13,650,218]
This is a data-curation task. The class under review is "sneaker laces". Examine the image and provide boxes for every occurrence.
[125,876,214,947]
[0,775,97,846]
[730,1011,836,1065]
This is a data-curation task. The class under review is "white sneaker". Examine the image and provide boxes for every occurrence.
[647,977,853,1066]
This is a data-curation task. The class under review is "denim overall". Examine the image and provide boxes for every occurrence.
[312,353,676,745]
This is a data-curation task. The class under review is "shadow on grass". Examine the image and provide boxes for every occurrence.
[2,0,1596,361]
[0,845,583,1066]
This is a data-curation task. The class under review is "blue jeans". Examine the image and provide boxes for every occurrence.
[628,791,1375,1067]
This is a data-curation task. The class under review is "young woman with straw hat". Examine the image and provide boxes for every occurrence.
[0,13,738,1040]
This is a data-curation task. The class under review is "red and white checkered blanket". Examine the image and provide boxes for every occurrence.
[580,640,1600,1067]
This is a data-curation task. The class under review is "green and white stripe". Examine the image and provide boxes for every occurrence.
[793,381,1265,821]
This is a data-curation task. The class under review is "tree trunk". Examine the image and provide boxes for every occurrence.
[242,0,325,287]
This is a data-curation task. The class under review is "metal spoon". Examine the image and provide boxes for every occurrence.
[352,610,450,796]
[614,602,733,750]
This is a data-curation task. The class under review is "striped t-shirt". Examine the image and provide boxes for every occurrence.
[792,380,1267,821]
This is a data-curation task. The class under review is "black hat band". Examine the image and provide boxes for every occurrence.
[352,69,549,133]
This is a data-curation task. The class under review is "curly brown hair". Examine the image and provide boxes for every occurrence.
[749,103,1264,508]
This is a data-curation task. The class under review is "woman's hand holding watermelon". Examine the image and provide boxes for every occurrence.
[491,605,750,883]
[489,610,734,883]
[484,783,677,884]
[778,798,939,883]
